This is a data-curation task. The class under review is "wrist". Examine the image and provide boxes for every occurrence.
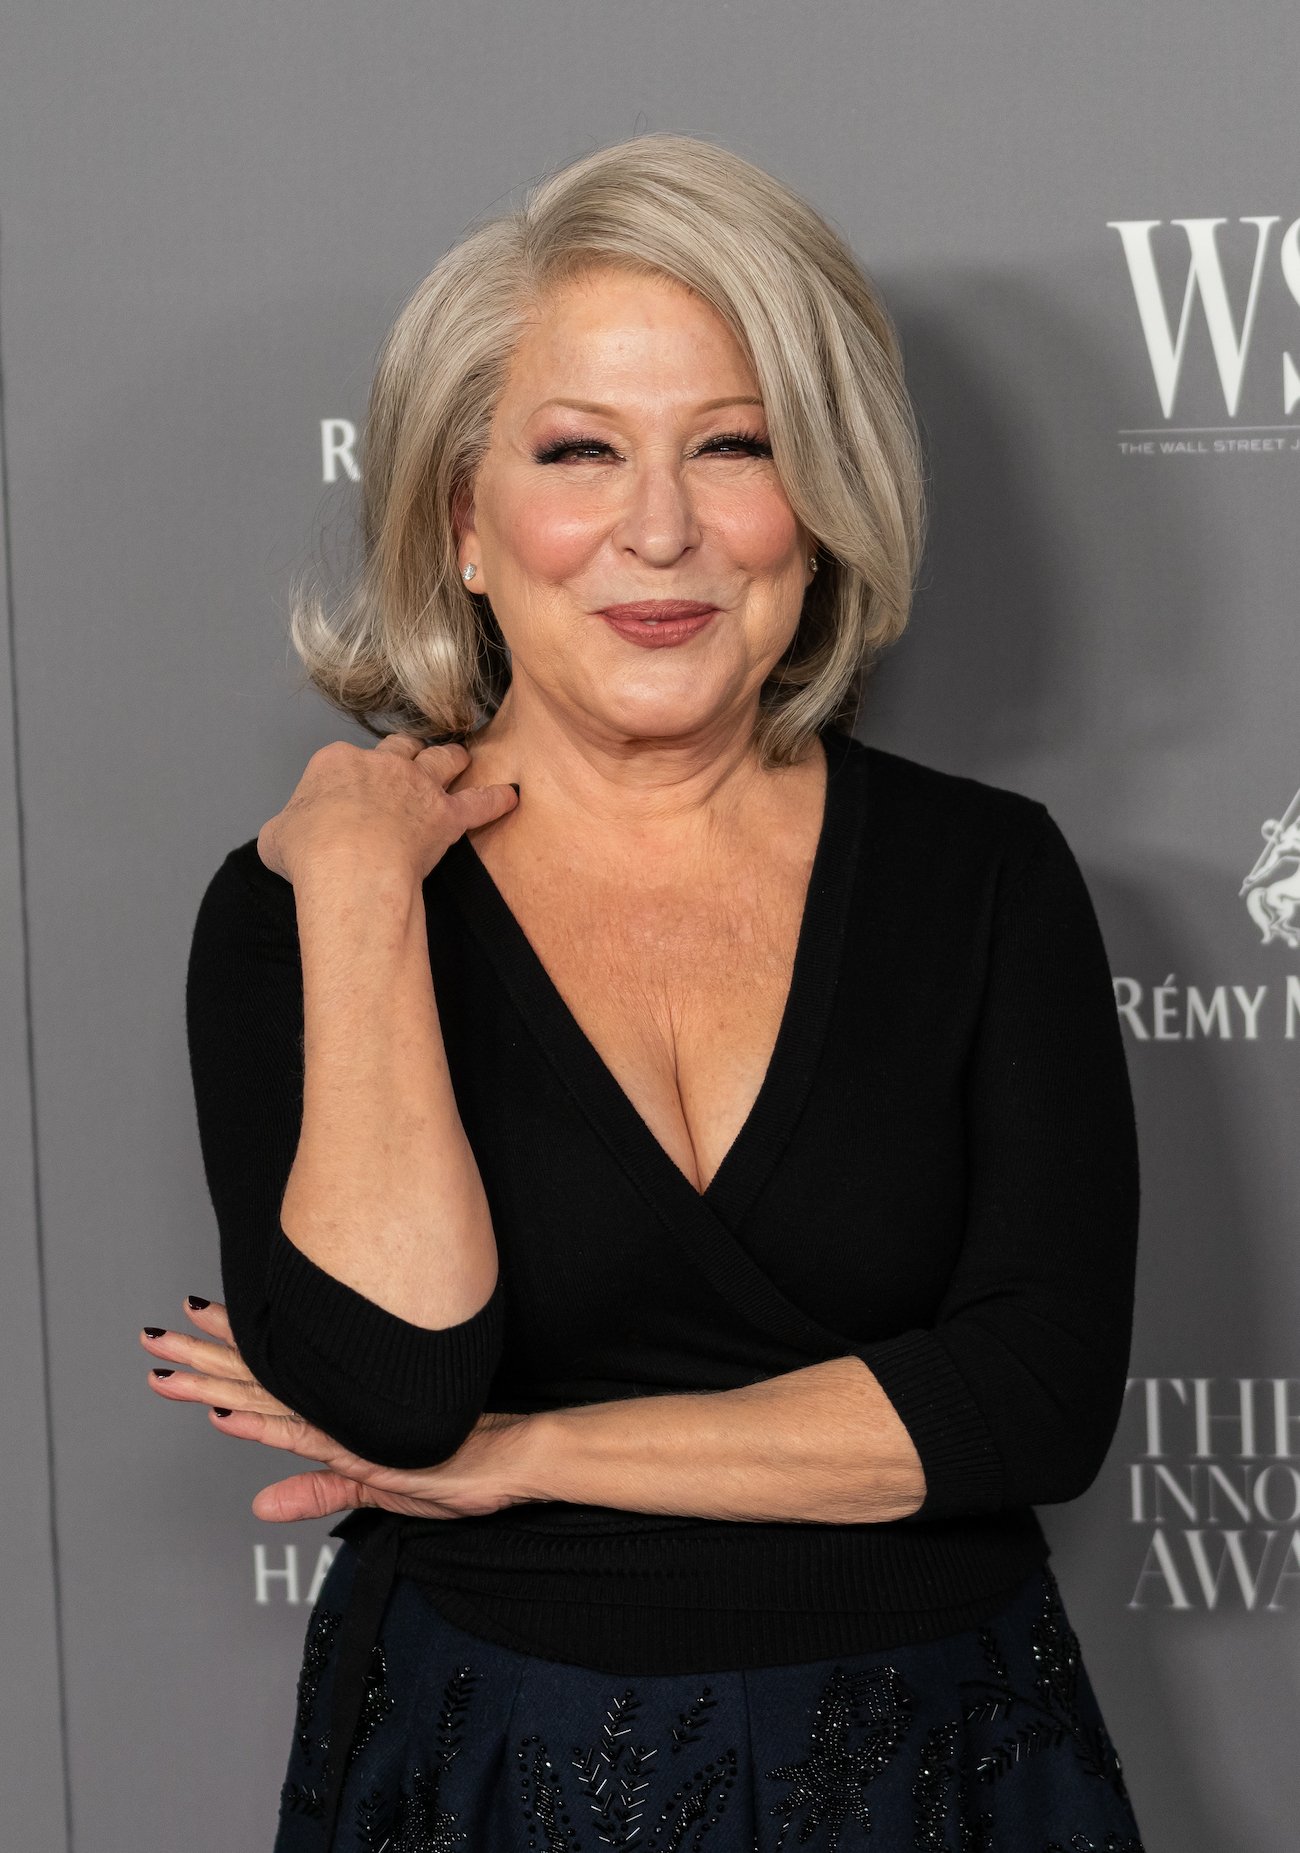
[505,1408,571,1504]
[288,837,428,899]
[290,854,428,938]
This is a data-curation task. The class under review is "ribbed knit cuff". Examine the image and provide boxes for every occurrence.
[849,1328,1004,1519]
[264,1221,504,1407]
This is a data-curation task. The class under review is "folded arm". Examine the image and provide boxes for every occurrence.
[184,840,503,1469]
[516,1354,926,1524]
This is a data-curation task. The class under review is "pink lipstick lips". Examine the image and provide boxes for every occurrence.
[596,600,719,648]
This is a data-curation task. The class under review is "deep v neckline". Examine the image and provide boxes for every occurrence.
[437,722,867,1236]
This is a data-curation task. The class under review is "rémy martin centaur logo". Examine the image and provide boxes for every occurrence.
[1109,214,1300,451]
[1241,785,1300,950]
[1114,785,1300,1043]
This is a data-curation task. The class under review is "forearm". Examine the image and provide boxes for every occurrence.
[519,1355,927,1525]
[279,849,497,1328]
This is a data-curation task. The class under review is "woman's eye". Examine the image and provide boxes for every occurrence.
[705,433,773,458]
[534,432,772,464]
[534,440,614,463]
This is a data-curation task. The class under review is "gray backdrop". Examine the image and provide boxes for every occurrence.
[3,5,1296,1847]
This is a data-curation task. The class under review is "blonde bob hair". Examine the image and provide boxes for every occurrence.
[289,132,927,769]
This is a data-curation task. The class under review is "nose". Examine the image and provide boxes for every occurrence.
[609,451,703,565]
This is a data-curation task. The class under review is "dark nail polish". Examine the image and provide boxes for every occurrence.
[186,1295,210,1311]
[152,1367,174,1378]
[143,1326,167,1338]
[213,1408,232,1418]
[509,782,520,797]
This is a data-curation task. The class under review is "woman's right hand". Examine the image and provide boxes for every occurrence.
[255,734,518,888]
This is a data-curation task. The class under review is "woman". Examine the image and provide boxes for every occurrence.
[147,134,1146,1849]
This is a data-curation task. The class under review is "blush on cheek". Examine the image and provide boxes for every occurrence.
[501,501,601,583]
[699,477,800,556]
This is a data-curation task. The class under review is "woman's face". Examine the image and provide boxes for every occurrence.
[456,264,814,744]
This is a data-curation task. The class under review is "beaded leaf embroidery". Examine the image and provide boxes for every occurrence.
[764,1662,915,1848]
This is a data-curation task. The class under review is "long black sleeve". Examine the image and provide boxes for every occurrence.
[183,840,504,1469]
[851,802,1141,1521]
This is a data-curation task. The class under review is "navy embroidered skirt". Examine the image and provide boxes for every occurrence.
[274,1535,1146,1852]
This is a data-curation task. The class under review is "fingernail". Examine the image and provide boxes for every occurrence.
[213,1408,232,1418]
[509,782,520,797]
[152,1367,174,1378]
[186,1295,210,1310]
[143,1326,167,1338]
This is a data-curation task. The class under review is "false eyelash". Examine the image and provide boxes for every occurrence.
[533,430,773,464]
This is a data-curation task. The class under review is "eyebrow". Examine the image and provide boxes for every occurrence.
[530,396,765,417]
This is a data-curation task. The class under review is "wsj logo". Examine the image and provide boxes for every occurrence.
[1108,216,1300,422]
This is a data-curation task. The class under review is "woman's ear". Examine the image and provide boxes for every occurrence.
[450,481,478,576]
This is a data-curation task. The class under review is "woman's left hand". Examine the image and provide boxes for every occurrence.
[140,1298,542,1523]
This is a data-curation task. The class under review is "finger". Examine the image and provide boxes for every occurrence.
[205,1402,379,1471]
[175,1299,270,1399]
[140,1323,244,1383]
[413,739,471,767]
[176,1297,260,1383]
[147,1356,290,1417]
[208,1406,448,1509]
[181,1296,236,1348]
[443,781,520,827]
[373,731,426,757]
[251,1470,375,1525]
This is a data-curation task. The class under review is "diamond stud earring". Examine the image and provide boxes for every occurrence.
[462,563,477,582]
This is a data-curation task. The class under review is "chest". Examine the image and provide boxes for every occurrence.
[465,852,814,1196]
[428,794,977,1404]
